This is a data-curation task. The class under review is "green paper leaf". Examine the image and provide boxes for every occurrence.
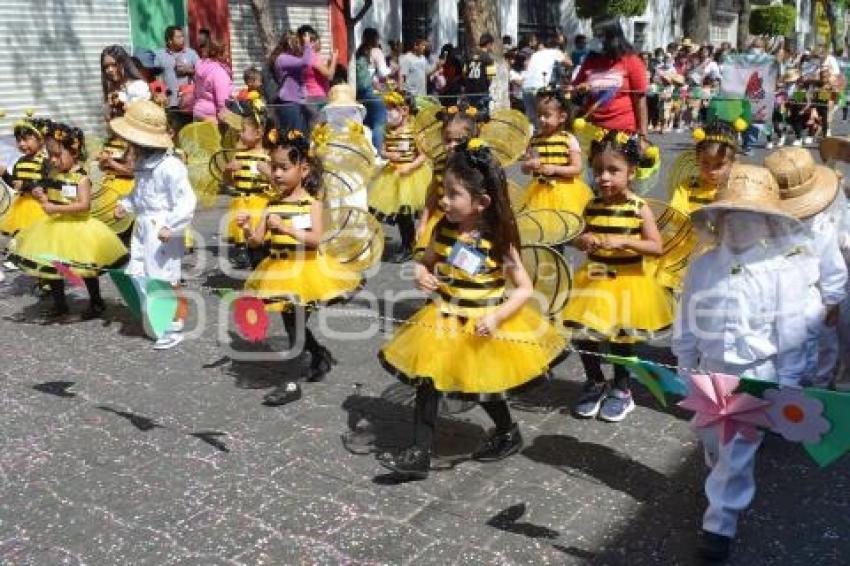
[145,278,178,339]
[802,388,850,468]
[631,365,667,407]
[735,377,778,397]
[108,270,143,319]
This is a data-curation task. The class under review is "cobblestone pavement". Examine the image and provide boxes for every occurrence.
[1,130,849,565]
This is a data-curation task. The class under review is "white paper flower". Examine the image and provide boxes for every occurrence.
[764,388,830,443]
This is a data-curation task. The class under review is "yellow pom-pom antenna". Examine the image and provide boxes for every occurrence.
[25,108,35,117]
[572,117,587,132]
[644,145,660,162]
[693,128,706,142]
[733,118,748,133]
[246,91,260,101]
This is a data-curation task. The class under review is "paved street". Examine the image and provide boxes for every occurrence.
[1,129,849,565]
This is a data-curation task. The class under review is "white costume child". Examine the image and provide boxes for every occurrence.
[672,165,810,560]
[765,148,848,386]
[110,100,197,349]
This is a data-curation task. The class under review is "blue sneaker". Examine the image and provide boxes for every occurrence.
[599,388,635,422]
[573,381,608,418]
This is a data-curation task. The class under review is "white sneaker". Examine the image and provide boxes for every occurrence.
[766,141,774,149]
[778,135,786,146]
[169,320,185,333]
[792,139,803,146]
[3,261,18,271]
[153,331,184,350]
[804,136,814,145]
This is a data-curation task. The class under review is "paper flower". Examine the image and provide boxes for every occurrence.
[246,91,261,101]
[347,121,365,137]
[615,131,630,145]
[267,128,278,144]
[465,106,478,116]
[764,388,830,443]
[382,91,405,107]
[447,105,459,115]
[51,260,85,288]
[467,137,484,151]
[232,296,270,342]
[644,145,660,162]
[678,373,772,444]
[311,123,330,147]
[572,117,587,132]
[593,127,607,142]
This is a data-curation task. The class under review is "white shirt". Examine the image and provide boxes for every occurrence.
[672,245,810,386]
[801,211,848,306]
[119,151,196,232]
[522,48,564,90]
[823,54,841,77]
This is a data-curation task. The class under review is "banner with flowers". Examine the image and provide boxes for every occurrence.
[720,54,779,123]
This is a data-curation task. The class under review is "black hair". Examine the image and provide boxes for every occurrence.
[436,98,485,134]
[696,121,738,158]
[502,35,513,47]
[356,28,380,60]
[164,25,183,44]
[479,33,495,48]
[297,24,318,41]
[384,89,418,115]
[575,34,587,44]
[100,45,144,102]
[13,117,50,142]
[243,66,262,84]
[591,17,635,60]
[445,141,519,261]
[266,129,323,196]
[589,129,641,166]
[535,87,575,127]
[46,121,86,161]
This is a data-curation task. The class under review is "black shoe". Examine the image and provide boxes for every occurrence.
[472,423,523,462]
[80,300,106,320]
[697,530,732,562]
[262,381,302,406]
[231,248,251,270]
[305,346,337,382]
[377,446,430,479]
[390,246,413,264]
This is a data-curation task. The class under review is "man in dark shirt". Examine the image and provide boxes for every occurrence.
[463,33,497,112]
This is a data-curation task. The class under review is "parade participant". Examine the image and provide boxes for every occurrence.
[240,129,362,406]
[112,100,197,349]
[376,139,565,479]
[223,96,273,269]
[764,147,847,385]
[669,120,738,215]
[0,113,51,237]
[368,88,432,263]
[562,130,674,422]
[519,87,593,218]
[414,101,480,256]
[672,164,809,561]
[9,122,127,319]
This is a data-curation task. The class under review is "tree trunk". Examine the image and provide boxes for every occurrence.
[460,0,509,109]
[249,0,277,58]
[822,0,841,54]
[737,0,751,50]
[683,0,712,44]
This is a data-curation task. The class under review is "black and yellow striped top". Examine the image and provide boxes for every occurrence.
[529,132,575,180]
[266,197,316,256]
[384,126,417,163]
[103,136,134,180]
[12,153,48,191]
[431,219,505,318]
[232,149,271,195]
[583,195,645,266]
[669,178,717,215]
[430,154,447,197]
[43,169,87,209]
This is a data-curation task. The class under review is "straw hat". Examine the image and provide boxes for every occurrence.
[782,68,801,83]
[692,164,799,227]
[764,146,839,219]
[109,99,173,149]
[820,136,850,164]
[325,84,365,110]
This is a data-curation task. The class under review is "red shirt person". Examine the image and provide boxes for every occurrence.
[573,17,649,136]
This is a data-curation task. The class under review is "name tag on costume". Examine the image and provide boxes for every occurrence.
[448,241,485,276]
[61,184,77,199]
[291,214,312,230]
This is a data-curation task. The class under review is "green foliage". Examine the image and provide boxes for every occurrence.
[749,5,796,37]
[575,0,648,19]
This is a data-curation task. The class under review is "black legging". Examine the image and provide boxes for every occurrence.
[280,307,322,356]
[412,382,513,451]
[49,277,102,309]
[397,214,415,251]
[575,340,633,392]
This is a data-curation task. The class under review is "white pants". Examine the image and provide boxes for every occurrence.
[126,215,185,284]
[695,358,775,537]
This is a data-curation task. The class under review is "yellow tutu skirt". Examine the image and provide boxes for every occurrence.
[380,302,566,397]
[562,262,675,343]
[226,194,269,243]
[0,193,47,236]
[521,178,594,216]
[103,175,135,197]
[244,251,362,311]
[413,208,445,257]
[10,214,128,279]
[368,162,432,220]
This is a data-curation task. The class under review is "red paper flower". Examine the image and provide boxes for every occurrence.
[232,296,269,342]
[51,261,85,288]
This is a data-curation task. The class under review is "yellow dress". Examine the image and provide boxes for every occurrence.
[368,125,432,221]
[669,178,717,216]
[381,219,566,398]
[9,169,128,279]
[225,149,271,244]
[244,197,363,311]
[100,136,135,197]
[521,132,594,219]
[562,195,674,343]
[661,180,715,291]
[0,153,48,235]
[413,156,446,257]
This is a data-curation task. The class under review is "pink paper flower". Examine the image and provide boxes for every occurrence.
[764,388,830,443]
[678,373,772,444]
